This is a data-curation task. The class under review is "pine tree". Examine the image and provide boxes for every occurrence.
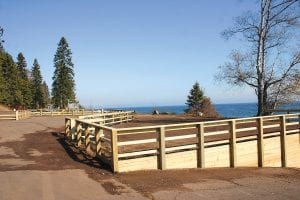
[52,37,76,108]
[185,82,204,115]
[185,82,219,117]
[41,81,50,107]
[0,52,7,103]
[16,53,32,108]
[1,52,23,107]
[31,59,44,109]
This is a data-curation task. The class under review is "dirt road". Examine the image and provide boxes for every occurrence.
[0,116,300,200]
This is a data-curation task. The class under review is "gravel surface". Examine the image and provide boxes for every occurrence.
[0,116,299,200]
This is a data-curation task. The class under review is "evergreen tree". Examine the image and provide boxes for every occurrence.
[0,52,7,103]
[52,37,76,108]
[185,82,219,117]
[1,52,23,107]
[41,81,50,106]
[31,59,44,108]
[16,53,32,108]
[185,82,204,115]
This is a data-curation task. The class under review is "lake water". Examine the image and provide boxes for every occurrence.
[107,102,300,118]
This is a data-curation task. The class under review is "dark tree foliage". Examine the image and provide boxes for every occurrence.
[41,81,50,106]
[0,52,8,103]
[0,27,48,109]
[185,82,220,117]
[52,37,76,109]
[16,53,32,107]
[185,82,204,115]
[31,59,45,109]
[1,52,23,107]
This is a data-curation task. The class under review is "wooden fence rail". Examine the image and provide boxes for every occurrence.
[65,113,300,173]
[0,110,31,120]
[30,109,102,116]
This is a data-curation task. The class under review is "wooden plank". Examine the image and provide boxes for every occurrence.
[166,144,197,152]
[236,127,257,132]
[280,115,287,167]
[229,120,236,168]
[111,130,119,173]
[117,129,157,135]
[263,124,280,129]
[158,126,166,170]
[286,122,299,126]
[165,134,196,141]
[118,149,157,158]
[257,117,264,167]
[205,130,229,136]
[197,123,205,168]
[118,138,157,146]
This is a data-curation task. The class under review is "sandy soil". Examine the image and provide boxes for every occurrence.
[0,116,300,200]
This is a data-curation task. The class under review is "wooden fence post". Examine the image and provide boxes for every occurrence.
[15,111,19,121]
[158,126,166,170]
[197,123,205,168]
[229,120,237,168]
[95,127,103,155]
[85,125,92,156]
[257,117,264,167]
[280,115,287,167]
[76,122,82,146]
[111,129,119,173]
[65,118,70,137]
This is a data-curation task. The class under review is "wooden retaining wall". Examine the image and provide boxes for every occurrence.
[65,114,300,173]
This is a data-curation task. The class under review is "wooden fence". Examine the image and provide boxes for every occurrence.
[65,111,134,168]
[0,110,31,120]
[65,113,300,173]
[31,109,102,117]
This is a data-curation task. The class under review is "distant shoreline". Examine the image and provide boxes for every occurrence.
[98,101,300,118]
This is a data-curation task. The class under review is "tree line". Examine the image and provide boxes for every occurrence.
[0,26,76,110]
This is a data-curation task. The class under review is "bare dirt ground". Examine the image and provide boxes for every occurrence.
[0,115,300,200]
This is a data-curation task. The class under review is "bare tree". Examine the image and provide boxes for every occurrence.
[217,0,300,116]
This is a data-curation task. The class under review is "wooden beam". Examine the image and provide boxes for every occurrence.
[257,117,264,167]
[197,123,205,168]
[111,130,119,173]
[280,115,287,167]
[158,126,166,170]
[229,120,236,168]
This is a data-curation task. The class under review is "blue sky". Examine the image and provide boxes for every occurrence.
[0,0,258,108]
